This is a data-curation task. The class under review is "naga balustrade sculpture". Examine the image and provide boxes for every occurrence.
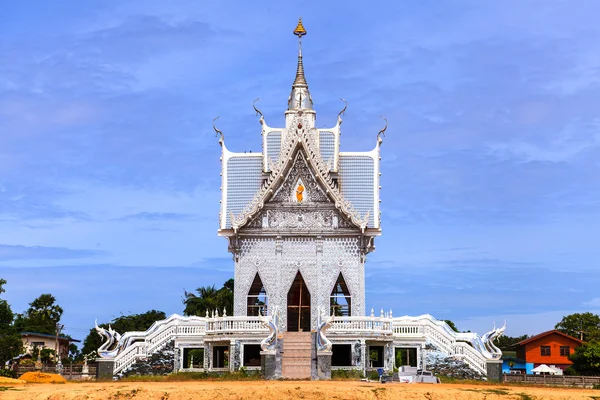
[316,306,334,352]
[456,322,506,360]
[260,306,280,352]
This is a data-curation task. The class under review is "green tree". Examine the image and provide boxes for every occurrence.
[216,278,234,316]
[80,310,166,357]
[0,279,23,365]
[183,279,234,317]
[555,312,600,341]
[496,334,529,351]
[40,348,55,364]
[568,341,600,376]
[68,343,80,362]
[183,285,218,316]
[443,320,459,332]
[14,293,64,335]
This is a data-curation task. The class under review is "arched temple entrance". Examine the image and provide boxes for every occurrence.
[287,271,311,332]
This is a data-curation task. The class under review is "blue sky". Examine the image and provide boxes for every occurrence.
[1,1,599,341]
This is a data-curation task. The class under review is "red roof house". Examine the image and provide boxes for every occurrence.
[516,330,583,371]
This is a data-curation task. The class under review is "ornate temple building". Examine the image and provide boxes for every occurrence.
[94,20,505,381]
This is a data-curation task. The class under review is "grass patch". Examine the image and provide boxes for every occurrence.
[461,388,511,396]
[516,394,534,400]
[119,371,262,382]
[0,386,21,392]
[439,376,489,385]
[331,369,364,380]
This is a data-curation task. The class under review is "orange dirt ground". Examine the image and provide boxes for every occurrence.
[0,377,25,384]
[18,371,68,384]
[0,380,598,400]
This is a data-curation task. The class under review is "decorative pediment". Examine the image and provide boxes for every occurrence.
[271,151,329,204]
[228,114,370,231]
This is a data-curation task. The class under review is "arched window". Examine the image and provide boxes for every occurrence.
[330,273,351,316]
[247,273,268,316]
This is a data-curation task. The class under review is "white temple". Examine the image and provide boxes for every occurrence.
[95,19,504,380]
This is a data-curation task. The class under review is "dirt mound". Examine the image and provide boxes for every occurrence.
[0,376,26,384]
[19,371,67,383]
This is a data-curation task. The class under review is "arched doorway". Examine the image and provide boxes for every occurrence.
[287,271,311,331]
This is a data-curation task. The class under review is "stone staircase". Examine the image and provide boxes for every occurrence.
[281,332,312,379]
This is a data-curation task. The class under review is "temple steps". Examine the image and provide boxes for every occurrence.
[281,331,312,379]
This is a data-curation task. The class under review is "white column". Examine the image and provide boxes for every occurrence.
[179,347,184,371]
[360,339,367,376]
[229,340,236,372]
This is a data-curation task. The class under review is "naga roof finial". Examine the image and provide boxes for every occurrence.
[377,116,388,143]
[253,98,265,125]
[213,116,224,144]
[337,98,347,126]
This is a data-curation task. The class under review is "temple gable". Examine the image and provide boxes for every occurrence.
[271,151,329,204]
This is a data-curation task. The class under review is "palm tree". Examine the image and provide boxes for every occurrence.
[29,294,63,324]
[183,279,234,317]
[183,285,218,316]
[16,294,64,334]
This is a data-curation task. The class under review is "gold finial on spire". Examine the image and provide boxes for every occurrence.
[288,18,312,110]
[293,18,307,37]
[292,17,308,87]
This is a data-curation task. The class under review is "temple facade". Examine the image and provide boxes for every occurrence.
[94,20,505,381]
[219,18,379,334]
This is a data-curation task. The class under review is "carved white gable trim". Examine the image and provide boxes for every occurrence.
[229,114,370,231]
[271,151,329,204]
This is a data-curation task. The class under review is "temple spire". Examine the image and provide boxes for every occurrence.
[288,18,313,111]
[293,18,307,86]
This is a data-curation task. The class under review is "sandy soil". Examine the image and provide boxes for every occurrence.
[0,380,597,400]
[0,377,25,384]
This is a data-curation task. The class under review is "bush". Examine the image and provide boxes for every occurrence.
[563,366,578,376]
[368,370,381,381]
[568,341,600,376]
[0,368,16,378]
[331,369,364,380]
[120,371,262,382]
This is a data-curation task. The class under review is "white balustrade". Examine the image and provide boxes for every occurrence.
[111,314,268,375]
[205,316,268,333]
[392,325,421,335]
[388,316,489,376]
[328,316,393,334]
[453,342,487,375]
[111,312,491,377]
[114,342,147,374]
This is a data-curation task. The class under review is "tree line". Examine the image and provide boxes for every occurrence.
[0,277,234,367]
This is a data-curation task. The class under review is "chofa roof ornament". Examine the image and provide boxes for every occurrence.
[213,116,224,144]
[377,116,387,144]
[252,98,265,125]
[337,98,347,126]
